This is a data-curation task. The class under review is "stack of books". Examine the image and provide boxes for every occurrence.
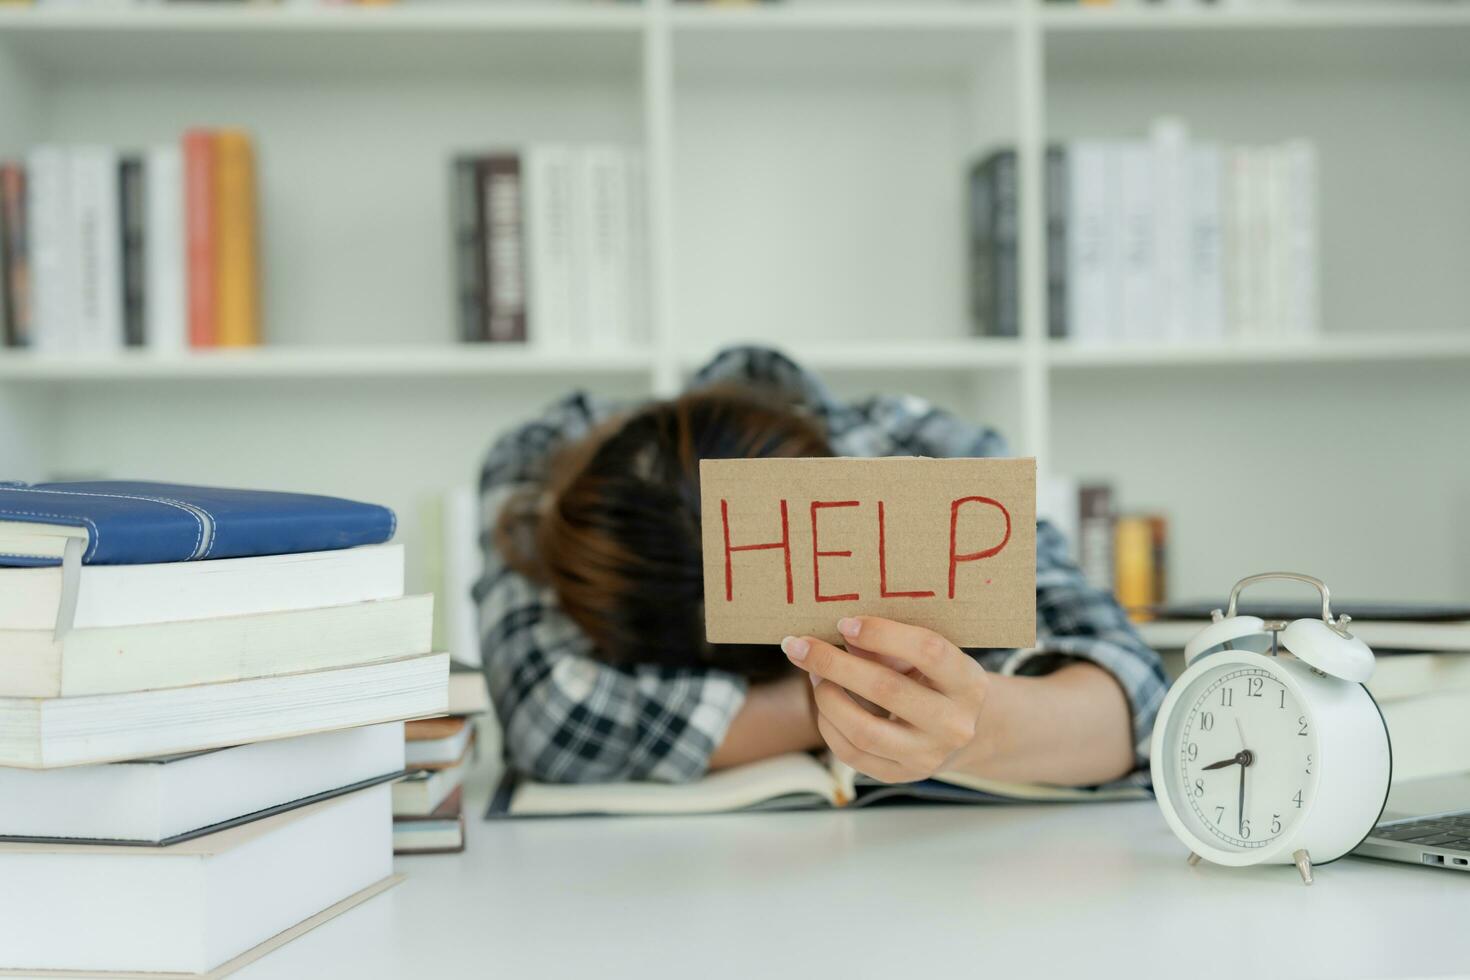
[0,480,447,976]
[392,661,491,855]
[970,119,1318,344]
[1039,476,1169,619]
[451,144,648,349]
[0,128,262,353]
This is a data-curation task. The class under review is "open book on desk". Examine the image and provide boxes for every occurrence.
[487,752,1148,818]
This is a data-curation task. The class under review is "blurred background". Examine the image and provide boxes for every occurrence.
[1,0,1468,669]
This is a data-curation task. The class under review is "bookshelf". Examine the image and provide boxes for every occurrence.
[1,0,1467,605]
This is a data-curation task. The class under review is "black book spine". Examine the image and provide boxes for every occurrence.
[992,149,1019,339]
[452,157,486,343]
[1046,144,1068,340]
[967,155,994,335]
[480,154,527,344]
[119,156,147,348]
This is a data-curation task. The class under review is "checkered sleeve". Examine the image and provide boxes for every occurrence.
[995,520,1170,787]
[474,394,748,784]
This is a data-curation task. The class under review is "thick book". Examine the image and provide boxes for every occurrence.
[26,145,76,351]
[448,658,490,715]
[968,149,1018,338]
[0,722,404,844]
[145,143,187,352]
[393,785,465,854]
[580,145,633,348]
[1065,140,1112,345]
[524,144,574,348]
[0,162,27,347]
[1117,141,1156,342]
[481,153,527,343]
[405,714,475,769]
[0,651,448,769]
[489,752,1147,819]
[0,542,404,631]
[1045,144,1068,340]
[1188,143,1225,342]
[0,786,395,976]
[213,129,260,347]
[0,480,396,567]
[183,128,217,347]
[393,742,469,817]
[71,145,125,351]
[0,592,432,698]
[451,156,487,343]
[119,154,147,347]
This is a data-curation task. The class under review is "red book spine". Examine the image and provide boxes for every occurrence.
[183,129,216,348]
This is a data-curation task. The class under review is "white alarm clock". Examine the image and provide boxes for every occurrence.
[1151,573,1392,885]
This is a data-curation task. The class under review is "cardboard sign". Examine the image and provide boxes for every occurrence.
[701,457,1036,647]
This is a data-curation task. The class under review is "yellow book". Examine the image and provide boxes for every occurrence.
[1114,515,1157,622]
[213,130,261,347]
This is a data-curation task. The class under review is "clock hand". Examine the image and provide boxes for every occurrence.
[1201,750,1253,771]
[1239,763,1246,837]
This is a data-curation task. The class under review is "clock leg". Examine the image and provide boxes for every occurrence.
[1293,849,1314,886]
[1187,852,1202,867]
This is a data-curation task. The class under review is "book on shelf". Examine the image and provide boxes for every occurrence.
[452,143,647,350]
[1113,512,1168,622]
[491,752,1148,819]
[0,722,405,845]
[0,786,398,977]
[970,119,1319,347]
[1,129,261,355]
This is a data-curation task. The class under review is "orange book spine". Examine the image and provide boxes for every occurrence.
[182,129,217,348]
[1113,515,1157,623]
[213,130,260,347]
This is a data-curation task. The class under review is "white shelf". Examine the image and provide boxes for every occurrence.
[1040,3,1470,32]
[669,3,1017,31]
[0,346,657,382]
[679,339,1024,374]
[0,4,647,32]
[1045,334,1470,369]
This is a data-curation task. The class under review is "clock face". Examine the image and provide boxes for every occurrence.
[1163,663,1320,852]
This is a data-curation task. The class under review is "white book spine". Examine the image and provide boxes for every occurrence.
[580,145,630,350]
[525,144,574,351]
[1225,147,1255,341]
[1263,145,1291,340]
[1282,139,1319,338]
[626,150,650,347]
[1066,141,1110,346]
[145,144,187,353]
[25,146,76,352]
[70,145,124,352]
[1150,118,1191,344]
[1118,141,1156,344]
[565,147,592,349]
[1187,144,1226,343]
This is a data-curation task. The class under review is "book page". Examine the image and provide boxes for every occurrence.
[510,753,838,816]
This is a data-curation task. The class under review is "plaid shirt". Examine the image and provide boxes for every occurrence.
[476,346,1167,787]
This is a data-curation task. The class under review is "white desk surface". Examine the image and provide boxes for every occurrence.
[237,781,1470,980]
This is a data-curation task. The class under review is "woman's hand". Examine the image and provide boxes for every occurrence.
[780,616,990,784]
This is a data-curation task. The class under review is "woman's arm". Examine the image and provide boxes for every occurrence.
[707,673,823,771]
[780,616,1135,787]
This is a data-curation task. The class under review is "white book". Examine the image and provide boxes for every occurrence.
[0,542,404,631]
[1065,141,1113,346]
[25,145,77,351]
[0,722,404,843]
[1187,144,1226,343]
[405,717,475,768]
[626,149,651,346]
[1281,139,1320,338]
[0,593,432,698]
[524,143,575,351]
[0,651,448,768]
[1118,141,1157,343]
[1224,146,1257,340]
[1150,118,1191,343]
[145,143,187,353]
[0,786,394,976]
[393,751,467,817]
[1262,145,1291,339]
[580,145,632,349]
[69,145,124,351]
[443,486,483,667]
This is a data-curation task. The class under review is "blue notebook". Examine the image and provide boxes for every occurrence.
[0,481,396,567]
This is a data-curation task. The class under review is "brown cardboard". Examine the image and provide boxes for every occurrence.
[701,457,1036,647]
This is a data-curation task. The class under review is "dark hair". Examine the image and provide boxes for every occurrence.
[497,386,831,680]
